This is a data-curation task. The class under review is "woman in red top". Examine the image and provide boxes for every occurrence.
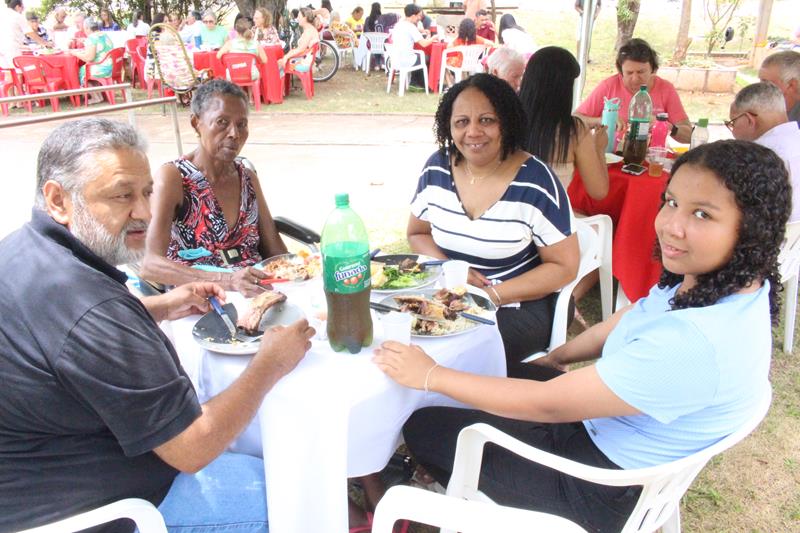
[444,18,494,87]
[143,79,287,296]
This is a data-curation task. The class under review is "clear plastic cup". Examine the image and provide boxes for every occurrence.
[381,311,412,345]
[442,260,469,290]
[647,147,668,177]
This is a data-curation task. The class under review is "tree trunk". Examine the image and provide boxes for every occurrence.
[615,0,641,52]
[672,0,692,63]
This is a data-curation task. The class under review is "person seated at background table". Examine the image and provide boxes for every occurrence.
[520,46,608,200]
[728,81,800,221]
[375,139,790,533]
[443,18,494,88]
[127,9,150,37]
[314,0,333,28]
[278,7,319,73]
[364,2,381,32]
[759,50,800,126]
[498,14,536,58]
[217,17,267,80]
[97,8,119,31]
[69,16,113,104]
[575,38,692,144]
[49,7,68,31]
[199,10,228,49]
[23,11,51,45]
[179,9,202,45]
[376,10,398,33]
[346,6,365,37]
[142,80,287,296]
[390,4,439,89]
[0,117,315,533]
[67,10,86,45]
[330,11,357,50]
[475,9,496,42]
[486,45,525,92]
[408,74,579,371]
[168,11,182,31]
[253,7,281,45]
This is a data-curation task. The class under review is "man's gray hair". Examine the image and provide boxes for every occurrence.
[202,10,217,22]
[733,81,787,114]
[762,50,800,85]
[83,16,100,31]
[486,46,524,76]
[35,118,147,209]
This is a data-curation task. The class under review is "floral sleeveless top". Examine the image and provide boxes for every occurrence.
[167,158,262,268]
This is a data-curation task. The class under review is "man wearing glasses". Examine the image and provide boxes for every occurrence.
[179,10,202,45]
[199,10,228,49]
[728,81,800,221]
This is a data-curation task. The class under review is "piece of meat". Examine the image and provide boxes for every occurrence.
[237,290,287,334]
[398,258,419,273]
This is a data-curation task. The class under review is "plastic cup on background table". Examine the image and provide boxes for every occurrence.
[194,35,202,48]
[381,311,412,345]
[443,260,469,290]
[647,147,668,177]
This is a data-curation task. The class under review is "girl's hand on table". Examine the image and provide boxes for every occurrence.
[468,268,491,288]
[591,124,609,154]
[373,341,437,390]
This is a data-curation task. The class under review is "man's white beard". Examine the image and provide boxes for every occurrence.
[70,195,147,266]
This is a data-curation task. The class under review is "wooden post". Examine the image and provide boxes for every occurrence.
[751,0,773,67]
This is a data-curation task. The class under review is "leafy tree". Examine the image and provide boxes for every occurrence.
[672,0,692,64]
[703,0,743,56]
[41,0,234,27]
[615,0,640,52]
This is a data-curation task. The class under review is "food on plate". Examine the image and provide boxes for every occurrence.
[260,253,321,281]
[371,258,429,290]
[237,290,287,334]
[393,288,485,335]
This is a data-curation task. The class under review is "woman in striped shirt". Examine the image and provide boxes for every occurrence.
[408,74,579,372]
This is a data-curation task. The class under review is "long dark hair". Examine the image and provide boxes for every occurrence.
[457,18,477,42]
[657,140,791,323]
[434,74,525,165]
[518,46,580,166]
[498,14,523,45]
[365,2,381,32]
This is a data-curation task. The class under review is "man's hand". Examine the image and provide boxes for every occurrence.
[228,266,272,296]
[161,282,227,321]
[255,319,315,376]
[373,341,437,390]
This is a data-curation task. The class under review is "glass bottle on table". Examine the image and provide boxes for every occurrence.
[321,193,373,354]
[622,85,653,164]
[690,118,709,149]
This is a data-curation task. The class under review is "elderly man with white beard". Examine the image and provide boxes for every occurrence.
[0,118,314,533]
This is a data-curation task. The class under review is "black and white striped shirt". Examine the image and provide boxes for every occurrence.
[411,150,574,282]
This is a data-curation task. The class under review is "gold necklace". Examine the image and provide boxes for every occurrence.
[465,159,503,185]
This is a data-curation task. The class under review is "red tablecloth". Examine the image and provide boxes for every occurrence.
[413,41,446,93]
[568,162,669,302]
[193,47,285,104]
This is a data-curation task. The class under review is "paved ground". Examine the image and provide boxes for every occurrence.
[0,111,440,242]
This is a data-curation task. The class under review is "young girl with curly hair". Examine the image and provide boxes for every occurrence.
[374,140,790,532]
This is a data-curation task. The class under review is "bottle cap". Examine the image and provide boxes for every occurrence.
[697,118,708,127]
[639,85,647,91]
[335,193,350,207]
[656,113,668,121]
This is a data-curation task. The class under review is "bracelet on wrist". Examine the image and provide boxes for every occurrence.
[424,363,440,393]
[488,285,502,306]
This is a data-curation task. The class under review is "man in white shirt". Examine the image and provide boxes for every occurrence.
[0,0,51,69]
[759,51,800,126]
[390,4,438,87]
[179,10,202,45]
[729,81,800,221]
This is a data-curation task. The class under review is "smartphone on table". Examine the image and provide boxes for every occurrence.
[621,163,647,175]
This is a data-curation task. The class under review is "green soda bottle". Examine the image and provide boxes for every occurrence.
[321,193,373,353]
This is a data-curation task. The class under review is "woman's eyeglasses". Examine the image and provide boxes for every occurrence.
[203,19,215,24]
[724,112,756,131]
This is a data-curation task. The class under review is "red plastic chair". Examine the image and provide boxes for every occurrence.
[136,44,163,98]
[0,67,31,115]
[83,47,126,105]
[220,52,262,111]
[283,43,318,100]
[126,38,144,88]
[13,56,68,111]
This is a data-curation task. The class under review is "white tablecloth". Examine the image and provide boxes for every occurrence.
[168,282,506,533]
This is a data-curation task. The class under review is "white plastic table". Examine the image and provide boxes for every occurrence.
[168,282,506,533]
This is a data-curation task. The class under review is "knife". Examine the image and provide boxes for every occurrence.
[370,302,495,326]
[209,296,238,339]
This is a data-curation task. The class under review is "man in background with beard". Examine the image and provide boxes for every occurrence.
[0,118,314,532]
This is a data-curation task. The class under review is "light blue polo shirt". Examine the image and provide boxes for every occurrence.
[586,282,772,469]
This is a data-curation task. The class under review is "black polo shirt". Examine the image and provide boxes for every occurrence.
[0,210,202,532]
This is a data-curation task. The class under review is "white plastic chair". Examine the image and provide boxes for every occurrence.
[438,44,489,93]
[373,485,587,533]
[376,383,769,533]
[359,32,390,72]
[16,498,167,533]
[521,214,612,362]
[778,220,800,353]
[384,44,428,97]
